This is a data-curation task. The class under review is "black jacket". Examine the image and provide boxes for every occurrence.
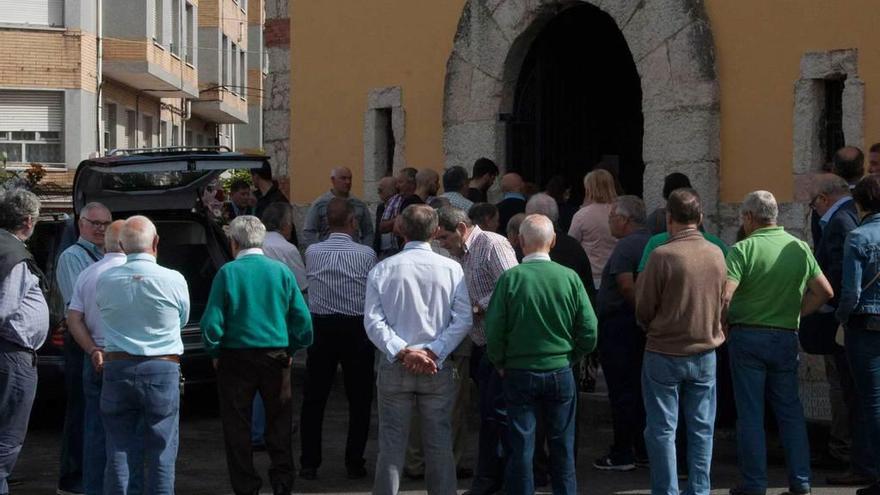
[495,197,526,235]
[254,183,299,246]
[815,198,858,308]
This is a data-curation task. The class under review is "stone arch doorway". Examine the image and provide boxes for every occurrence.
[507,3,643,199]
[443,0,720,224]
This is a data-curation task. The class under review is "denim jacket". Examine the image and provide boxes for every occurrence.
[837,213,880,323]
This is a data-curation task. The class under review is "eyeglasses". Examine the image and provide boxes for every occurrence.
[809,194,822,211]
[82,217,111,229]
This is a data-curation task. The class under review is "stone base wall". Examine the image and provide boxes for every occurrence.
[262,0,290,179]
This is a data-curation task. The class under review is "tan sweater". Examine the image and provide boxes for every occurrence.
[635,229,727,356]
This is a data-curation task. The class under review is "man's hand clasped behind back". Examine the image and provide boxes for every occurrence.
[398,348,439,375]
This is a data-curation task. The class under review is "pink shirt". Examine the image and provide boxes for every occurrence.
[568,203,618,283]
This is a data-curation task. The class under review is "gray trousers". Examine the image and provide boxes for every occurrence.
[0,341,37,495]
[374,360,456,495]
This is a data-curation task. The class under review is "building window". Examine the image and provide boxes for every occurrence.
[142,115,154,148]
[363,87,405,201]
[185,130,193,146]
[0,0,64,27]
[172,124,180,146]
[153,0,164,45]
[125,110,137,148]
[221,35,229,89]
[821,78,846,164]
[239,50,246,99]
[0,131,63,166]
[104,103,117,152]
[185,3,194,64]
[196,133,204,146]
[160,121,168,147]
[171,0,180,56]
[231,42,239,95]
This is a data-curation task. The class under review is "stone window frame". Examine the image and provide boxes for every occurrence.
[363,86,406,203]
[792,49,864,176]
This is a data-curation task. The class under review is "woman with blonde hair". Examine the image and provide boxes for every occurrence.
[568,169,619,290]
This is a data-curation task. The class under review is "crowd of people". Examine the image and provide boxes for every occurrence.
[1,145,880,495]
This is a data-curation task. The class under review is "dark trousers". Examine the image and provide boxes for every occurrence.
[217,349,294,495]
[0,340,37,495]
[300,314,374,471]
[59,332,85,492]
[470,344,507,494]
[598,312,647,462]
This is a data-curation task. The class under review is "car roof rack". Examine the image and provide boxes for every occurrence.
[106,146,233,156]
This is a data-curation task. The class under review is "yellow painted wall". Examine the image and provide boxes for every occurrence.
[706,0,880,202]
[290,0,879,204]
[290,0,466,203]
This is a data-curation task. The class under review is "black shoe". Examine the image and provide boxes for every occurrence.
[780,490,810,495]
[7,477,24,487]
[828,471,875,486]
[456,467,474,479]
[634,455,650,468]
[252,442,266,452]
[346,465,368,479]
[402,468,424,480]
[298,467,317,480]
[272,484,291,495]
[729,488,763,495]
[857,483,880,495]
[592,454,636,472]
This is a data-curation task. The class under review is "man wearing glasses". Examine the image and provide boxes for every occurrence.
[55,201,112,495]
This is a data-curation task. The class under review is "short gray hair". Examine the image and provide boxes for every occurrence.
[815,174,850,197]
[525,193,559,224]
[519,214,555,247]
[81,202,110,218]
[261,202,294,232]
[0,188,40,233]
[614,195,646,225]
[399,204,438,242]
[228,215,266,249]
[741,190,778,224]
[507,213,526,238]
[121,215,158,253]
[437,206,471,231]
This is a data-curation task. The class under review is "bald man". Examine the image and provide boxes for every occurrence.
[495,173,527,235]
[400,169,440,210]
[67,220,143,495]
[302,166,375,249]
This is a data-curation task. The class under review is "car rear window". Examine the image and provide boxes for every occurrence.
[100,170,211,191]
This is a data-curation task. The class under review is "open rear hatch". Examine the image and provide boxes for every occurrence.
[73,151,268,215]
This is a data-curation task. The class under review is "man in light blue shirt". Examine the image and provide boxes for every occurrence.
[67,220,143,495]
[95,215,189,494]
[55,201,111,495]
[364,204,472,495]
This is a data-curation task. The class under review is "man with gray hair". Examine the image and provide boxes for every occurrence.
[441,166,475,212]
[201,215,313,495]
[262,202,308,292]
[485,214,597,494]
[364,204,472,495]
[302,166,374,249]
[806,174,874,486]
[67,220,144,495]
[0,189,49,495]
[591,195,653,471]
[56,200,112,495]
[96,215,190,494]
[723,191,833,495]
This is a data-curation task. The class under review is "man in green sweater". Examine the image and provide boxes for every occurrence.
[485,214,598,495]
[201,215,313,495]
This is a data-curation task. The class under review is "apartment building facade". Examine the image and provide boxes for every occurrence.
[0,0,265,172]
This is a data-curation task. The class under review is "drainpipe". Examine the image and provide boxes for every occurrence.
[96,0,104,154]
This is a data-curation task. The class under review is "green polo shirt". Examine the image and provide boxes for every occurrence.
[637,231,728,272]
[725,226,821,330]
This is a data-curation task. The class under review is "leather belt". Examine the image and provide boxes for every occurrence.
[104,351,180,363]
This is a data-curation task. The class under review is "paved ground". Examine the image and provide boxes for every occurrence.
[14,363,864,494]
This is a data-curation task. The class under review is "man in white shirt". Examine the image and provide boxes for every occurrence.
[66,220,142,495]
[364,204,472,495]
[260,202,308,292]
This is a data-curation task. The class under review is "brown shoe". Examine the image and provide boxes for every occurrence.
[827,471,875,486]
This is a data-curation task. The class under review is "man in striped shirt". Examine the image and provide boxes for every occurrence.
[299,197,378,481]
[436,206,519,495]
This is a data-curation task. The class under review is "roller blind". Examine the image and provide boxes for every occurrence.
[0,0,63,27]
[0,91,64,133]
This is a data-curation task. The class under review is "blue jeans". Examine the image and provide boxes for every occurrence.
[845,325,880,481]
[82,363,144,495]
[252,392,265,444]
[642,350,717,495]
[469,345,507,494]
[60,334,85,492]
[373,360,456,495]
[101,359,180,495]
[503,367,577,495]
[728,329,810,494]
[0,341,37,495]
